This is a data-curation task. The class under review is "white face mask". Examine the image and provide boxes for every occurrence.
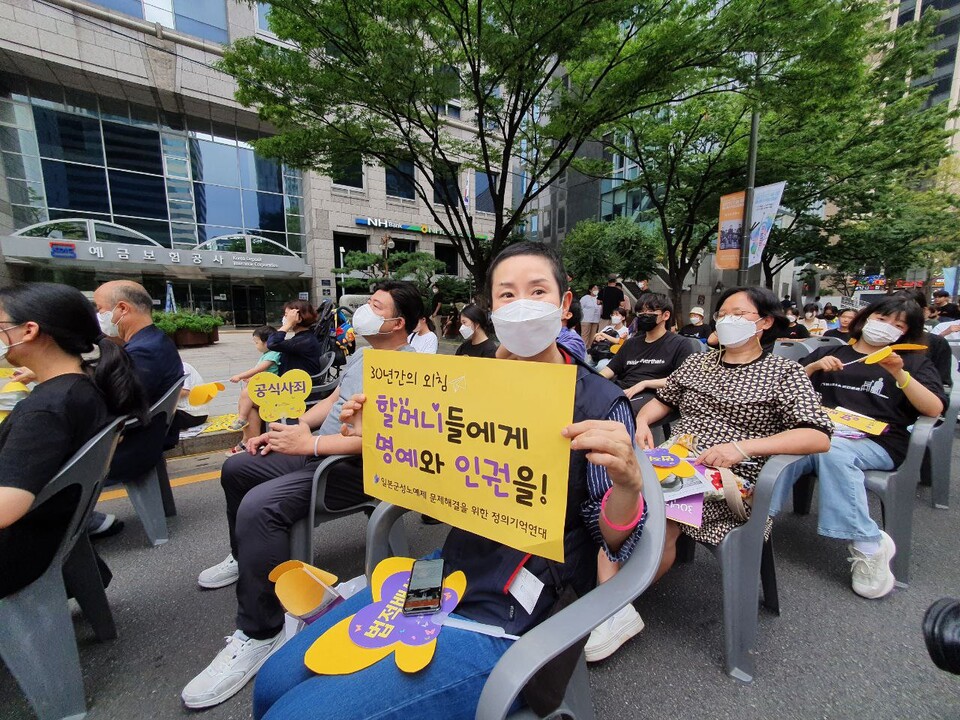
[805,312,815,320]
[98,307,120,337]
[689,315,702,325]
[459,324,474,340]
[0,324,25,363]
[352,303,399,337]
[590,290,599,296]
[715,315,760,348]
[610,315,623,325]
[491,299,562,358]
[786,314,797,324]
[860,318,903,346]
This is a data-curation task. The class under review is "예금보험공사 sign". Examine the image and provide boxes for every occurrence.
[361,350,576,562]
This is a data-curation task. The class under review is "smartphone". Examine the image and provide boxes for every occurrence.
[401,559,445,616]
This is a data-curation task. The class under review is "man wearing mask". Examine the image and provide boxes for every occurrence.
[91,280,183,536]
[183,280,421,710]
[600,293,695,413]
[579,284,602,344]
[597,274,625,326]
[781,307,811,340]
[678,306,711,341]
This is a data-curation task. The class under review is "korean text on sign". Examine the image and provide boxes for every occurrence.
[361,350,576,562]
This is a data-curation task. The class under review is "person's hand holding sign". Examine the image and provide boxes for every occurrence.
[562,420,643,551]
[339,393,366,438]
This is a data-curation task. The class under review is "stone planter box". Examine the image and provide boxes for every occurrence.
[173,329,213,348]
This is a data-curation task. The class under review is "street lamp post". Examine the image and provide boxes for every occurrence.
[337,246,345,301]
[380,233,395,276]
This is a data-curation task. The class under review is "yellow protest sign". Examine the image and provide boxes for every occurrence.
[824,406,889,436]
[247,369,313,421]
[361,349,576,562]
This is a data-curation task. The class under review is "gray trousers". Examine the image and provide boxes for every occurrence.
[220,451,367,638]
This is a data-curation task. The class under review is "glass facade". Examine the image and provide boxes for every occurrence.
[0,77,305,255]
[475,171,497,213]
[433,162,459,205]
[385,159,416,199]
[88,0,229,44]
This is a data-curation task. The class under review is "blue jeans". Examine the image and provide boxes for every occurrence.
[769,437,895,542]
[254,589,512,720]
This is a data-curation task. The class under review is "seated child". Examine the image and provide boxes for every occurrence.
[228,326,280,452]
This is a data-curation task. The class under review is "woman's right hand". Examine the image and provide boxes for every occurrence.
[339,393,367,437]
[635,420,655,450]
[813,356,844,373]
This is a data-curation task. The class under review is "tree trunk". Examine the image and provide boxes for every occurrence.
[669,286,685,327]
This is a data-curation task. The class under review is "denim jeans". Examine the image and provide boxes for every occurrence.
[254,589,513,720]
[768,436,895,542]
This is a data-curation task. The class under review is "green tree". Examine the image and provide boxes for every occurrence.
[561,218,662,295]
[600,0,952,300]
[390,252,446,297]
[220,0,787,288]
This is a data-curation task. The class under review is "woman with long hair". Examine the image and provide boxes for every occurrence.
[0,282,147,598]
[267,300,322,376]
[454,303,497,358]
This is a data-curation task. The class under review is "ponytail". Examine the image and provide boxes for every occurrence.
[91,338,148,423]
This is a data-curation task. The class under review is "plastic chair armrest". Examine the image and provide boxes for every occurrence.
[364,502,415,581]
[898,416,937,477]
[749,454,809,520]
[308,453,355,515]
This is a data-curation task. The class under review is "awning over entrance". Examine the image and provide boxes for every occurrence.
[1,220,310,280]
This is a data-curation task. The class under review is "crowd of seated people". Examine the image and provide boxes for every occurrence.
[4,265,954,720]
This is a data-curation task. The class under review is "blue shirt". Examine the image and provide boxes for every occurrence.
[557,326,587,361]
[123,324,184,405]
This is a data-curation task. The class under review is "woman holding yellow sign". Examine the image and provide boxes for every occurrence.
[771,295,947,599]
[252,242,647,720]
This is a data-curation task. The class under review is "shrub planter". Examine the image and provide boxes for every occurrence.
[173,329,212,348]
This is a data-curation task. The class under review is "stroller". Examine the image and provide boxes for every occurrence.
[312,299,352,378]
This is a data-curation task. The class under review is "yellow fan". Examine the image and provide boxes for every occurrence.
[189,382,225,406]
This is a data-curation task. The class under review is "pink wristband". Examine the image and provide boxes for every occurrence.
[600,487,644,532]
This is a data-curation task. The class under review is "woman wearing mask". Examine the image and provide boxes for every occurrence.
[579,284,602,344]
[587,288,832,661]
[821,304,839,330]
[594,311,630,344]
[455,304,497,358]
[800,303,827,336]
[0,283,146,598]
[253,242,647,720]
[267,300,322,376]
[771,296,946,598]
[782,307,811,340]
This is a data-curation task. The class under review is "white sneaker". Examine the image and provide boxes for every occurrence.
[848,531,897,599]
[181,630,285,709]
[584,604,645,662]
[198,554,239,589]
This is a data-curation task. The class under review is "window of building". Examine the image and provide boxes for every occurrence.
[2,83,305,254]
[257,2,271,32]
[557,206,566,231]
[332,154,364,189]
[385,159,416,200]
[86,1,228,44]
[434,243,459,275]
[391,239,418,254]
[333,233,368,267]
[475,171,497,213]
[433,162,459,205]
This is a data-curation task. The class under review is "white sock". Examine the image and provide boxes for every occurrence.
[853,540,881,556]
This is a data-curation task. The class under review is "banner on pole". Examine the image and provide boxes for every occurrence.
[748,181,787,267]
[361,350,576,562]
[715,191,745,270]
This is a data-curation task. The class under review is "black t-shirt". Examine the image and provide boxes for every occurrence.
[936,303,960,321]
[781,324,810,339]
[802,345,947,466]
[456,338,498,358]
[597,286,624,318]
[0,374,110,598]
[678,323,711,340]
[606,331,695,389]
[824,328,850,341]
[920,332,953,387]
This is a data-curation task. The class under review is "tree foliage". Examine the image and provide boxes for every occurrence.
[600,0,953,296]
[561,218,662,294]
[221,0,799,287]
[332,250,444,295]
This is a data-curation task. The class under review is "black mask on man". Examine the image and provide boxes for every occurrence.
[635,314,660,332]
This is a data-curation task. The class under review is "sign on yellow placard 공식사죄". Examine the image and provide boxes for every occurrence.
[247,369,313,422]
[361,350,576,562]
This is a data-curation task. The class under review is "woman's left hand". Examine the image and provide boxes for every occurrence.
[266,420,313,455]
[876,351,905,378]
[696,443,747,469]
[562,420,642,493]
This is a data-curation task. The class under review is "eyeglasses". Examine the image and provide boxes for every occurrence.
[713,310,760,321]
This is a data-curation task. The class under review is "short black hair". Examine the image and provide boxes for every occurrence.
[566,299,582,329]
[485,241,568,302]
[253,325,276,342]
[933,289,950,298]
[803,303,819,314]
[848,296,925,344]
[896,288,927,309]
[636,292,673,321]
[373,280,423,333]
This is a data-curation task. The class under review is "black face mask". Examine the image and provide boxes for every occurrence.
[635,314,660,332]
